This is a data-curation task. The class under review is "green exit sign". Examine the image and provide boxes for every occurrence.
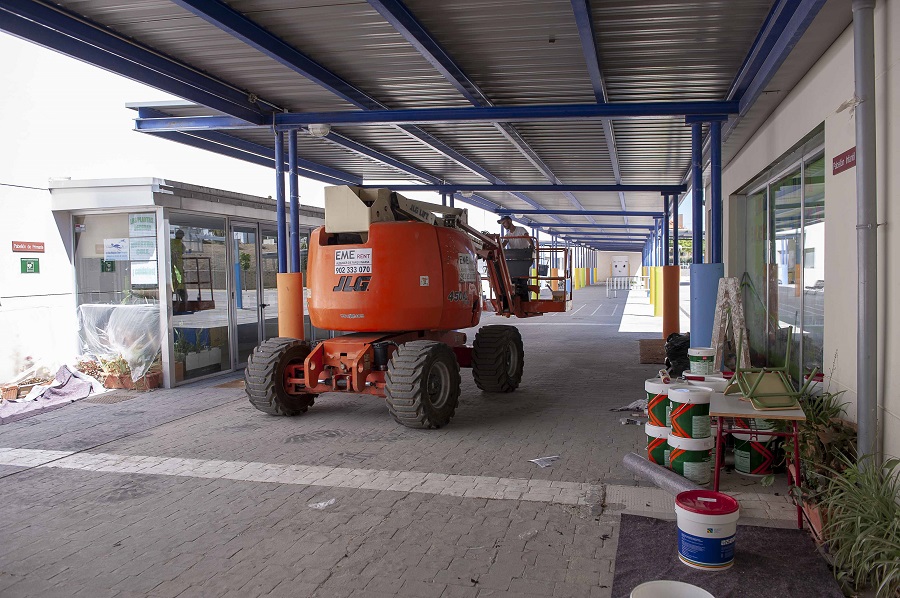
[21,258,40,274]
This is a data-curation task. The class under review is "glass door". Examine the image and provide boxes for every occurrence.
[260,226,280,341]
[231,222,261,365]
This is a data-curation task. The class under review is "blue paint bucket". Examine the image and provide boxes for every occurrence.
[675,490,741,570]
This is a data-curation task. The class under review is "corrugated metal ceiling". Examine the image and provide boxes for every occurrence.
[52,0,779,233]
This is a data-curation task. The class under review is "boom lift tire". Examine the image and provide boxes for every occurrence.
[472,325,524,392]
[245,338,316,416]
[385,340,461,429]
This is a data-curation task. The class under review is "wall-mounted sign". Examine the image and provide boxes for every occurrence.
[103,238,130,261]
[131,261,158,285]
[101,260,116,273]
[833,147,856,175]
[20,258,39,274]
[129,213,156,237]
[12,241,44,253]
[130,238,157,261]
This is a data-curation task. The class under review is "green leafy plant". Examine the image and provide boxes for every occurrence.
[99,355,131,377]
[822,456,900,597]
[781,391,857,505]
[173,330,192,361]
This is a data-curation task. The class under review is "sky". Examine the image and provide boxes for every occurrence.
[0,30,684,238]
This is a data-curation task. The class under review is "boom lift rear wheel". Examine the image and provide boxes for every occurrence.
[245,338,316,416]
[472,325,524,392]
[385,340,461,429]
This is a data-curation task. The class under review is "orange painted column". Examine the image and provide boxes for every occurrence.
[277,272,305,340]
[662,265,681,339]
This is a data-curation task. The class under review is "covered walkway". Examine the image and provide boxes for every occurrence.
[0,285,796,598]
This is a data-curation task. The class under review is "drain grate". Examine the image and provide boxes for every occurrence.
[84,391,140,405]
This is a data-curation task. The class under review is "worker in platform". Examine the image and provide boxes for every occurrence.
[171,229,187,312]
[498,215,534,301]
[498,215,534,250]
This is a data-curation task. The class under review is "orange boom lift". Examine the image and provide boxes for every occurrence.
[245,186,571,428]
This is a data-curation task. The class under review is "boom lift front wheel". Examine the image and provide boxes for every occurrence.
[385,340,461,429]
[472,325,524,392]
[245,338,316,416]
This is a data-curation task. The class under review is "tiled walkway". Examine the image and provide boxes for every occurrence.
[0,285,795,598]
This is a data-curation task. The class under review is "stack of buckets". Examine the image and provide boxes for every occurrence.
[644,379,715,485]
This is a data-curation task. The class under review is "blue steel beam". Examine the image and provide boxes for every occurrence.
[0,0,272,124]
[136,108,362,184]
[135,106,362,185]
[498,209,663,217]
[542,223,656,229]
[366,0,593,220]
[570,0,629,226]
[370,185,684,194]
[271,102,739,128]
[170,0,558,220]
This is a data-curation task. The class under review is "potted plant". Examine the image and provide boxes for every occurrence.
[781,390,857,541]
[822,456,900,597]
[184,336,222,373]
[100,355,132,389]
[173,330,192,382]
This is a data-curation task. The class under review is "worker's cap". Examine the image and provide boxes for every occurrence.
[497,215,512,224]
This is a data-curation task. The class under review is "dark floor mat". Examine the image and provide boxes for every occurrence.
[611,514,842,598]
[83,391,141,405]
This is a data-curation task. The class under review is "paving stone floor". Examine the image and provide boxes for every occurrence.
[0,286,796,597]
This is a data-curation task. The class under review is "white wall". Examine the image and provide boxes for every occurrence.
[595,252,643,279]
[721,0,899,459]
[0,185,78,381]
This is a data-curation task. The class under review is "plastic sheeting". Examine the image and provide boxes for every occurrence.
[78,304,161,380]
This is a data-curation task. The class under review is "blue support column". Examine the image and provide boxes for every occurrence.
[709,120,723,264]
[691,122,704,265]
[673,195,680,266]
[663,197,671,266]
[288,129,300,273]
[275,131,287,274]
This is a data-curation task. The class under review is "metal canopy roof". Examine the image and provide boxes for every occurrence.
[0,0,849,249]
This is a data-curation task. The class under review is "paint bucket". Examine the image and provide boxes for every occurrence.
[646,423,669,466]
[683,373,728,393]
[667,435,714,485]
[688,347,717,375]
[645,378,673,427]
[630,580,714,598]
[733,432,778,477]
[675,490,740,570]
[668,386,712,439]
[733,417,775,431]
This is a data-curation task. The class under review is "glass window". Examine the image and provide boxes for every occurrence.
[170,215,230,382]
[802,155,826,376]
[72,213,161,380]
[742,189,769,364]
[769,168,803,378]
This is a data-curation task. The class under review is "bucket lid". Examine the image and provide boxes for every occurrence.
[688,347,716,356]
[675,490,740,515]
[645,423,669,437]
[668,386,712,403]
[645,378,672,393]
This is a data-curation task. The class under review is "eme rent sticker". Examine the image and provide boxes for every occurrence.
[457,253,477,283]
[334,248,373,274]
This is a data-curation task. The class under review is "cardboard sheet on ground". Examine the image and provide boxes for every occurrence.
[611,514,842,598]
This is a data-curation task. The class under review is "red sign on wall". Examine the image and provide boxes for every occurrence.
[832,147,856,175]
[11,241,45,253]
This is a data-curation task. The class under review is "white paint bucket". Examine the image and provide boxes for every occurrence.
[688,347,717,375]
[675,490,741,570]
[668,386,712,439]
[683,373,728,393]
[645,378,673,427]
[667,434,714,485]
[631,580,715,598]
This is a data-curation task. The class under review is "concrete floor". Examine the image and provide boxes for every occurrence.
[0,285,797,598]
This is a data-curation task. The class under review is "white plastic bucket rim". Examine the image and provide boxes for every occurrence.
[668,386,713,404]
[645,423,669,438]
[645,378,672,394]
[685,376,728,392]
[688,347,716,357]
[667,435,715,450]
[630,580,714,598]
